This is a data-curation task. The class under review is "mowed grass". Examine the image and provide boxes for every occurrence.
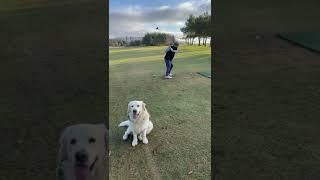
[109,45,211,179]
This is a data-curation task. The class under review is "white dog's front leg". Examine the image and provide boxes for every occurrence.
[123,127,131,140]
[138,133,143,141]
[132,132,138,147]
[142,130,148,144]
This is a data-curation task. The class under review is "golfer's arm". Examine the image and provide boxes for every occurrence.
[170,48,178,53]
[165,47,170,53]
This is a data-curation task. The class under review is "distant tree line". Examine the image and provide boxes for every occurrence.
[109,33,175,47]
[180,12,211,46]
[109,39,127,47]
[142,33,175,46]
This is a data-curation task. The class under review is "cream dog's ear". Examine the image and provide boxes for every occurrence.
[127,102,131,114]
[104,128,108,150]
[142,101,146,111]
[97,124,108,168]
[99,124,108,175]
[58,128,69,163]
[98,124,108,149]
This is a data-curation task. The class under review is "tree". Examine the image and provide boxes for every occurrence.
[194,14,203,46]
[142,33,175,46]
[180,12,211,46]
[129,40,142,46]
[181,15,196,45]
[197,12,211,46]
[109,39,127,47]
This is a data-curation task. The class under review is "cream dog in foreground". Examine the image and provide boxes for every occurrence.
[119,101,153,147]
[57,124,107,180]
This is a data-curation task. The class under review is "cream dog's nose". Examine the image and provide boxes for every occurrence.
[75,150,88,163]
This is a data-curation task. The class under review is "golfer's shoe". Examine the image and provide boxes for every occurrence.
[169,73,173,76]
[165,75,172,79]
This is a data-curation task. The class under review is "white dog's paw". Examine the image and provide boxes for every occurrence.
[132,140,138,147]
[142,138,148,144]
[123,134,128,140]
[138,135,143,141]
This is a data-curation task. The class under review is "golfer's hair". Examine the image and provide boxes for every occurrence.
[173,41,179,46]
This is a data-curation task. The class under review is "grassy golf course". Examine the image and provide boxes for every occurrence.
[109,45,211,179]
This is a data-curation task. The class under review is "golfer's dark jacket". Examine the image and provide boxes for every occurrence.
[164,45,177,61]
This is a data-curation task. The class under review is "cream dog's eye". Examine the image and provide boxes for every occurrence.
[89,137,96,144]
[70,138,77,145]
[137,105,140,107]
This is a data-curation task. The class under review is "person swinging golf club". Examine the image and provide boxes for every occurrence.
[164,41,179,79]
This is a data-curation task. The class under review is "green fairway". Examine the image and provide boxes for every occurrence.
[109,45,211,179]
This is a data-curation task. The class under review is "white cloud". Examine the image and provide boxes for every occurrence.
[158,5,169,10]
[176,21,185,26]
[109,0,211,38]
[125,5,142,15]
[177,2,194,11]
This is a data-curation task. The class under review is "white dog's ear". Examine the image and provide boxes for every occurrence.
[127,103,131,114]
[100,124,108,173]
[97,124,108,164]
[142,102,146,111]
[98,123,107,130]
[58,128,69,163]
[97,124,108,149]
[104,129,108,150]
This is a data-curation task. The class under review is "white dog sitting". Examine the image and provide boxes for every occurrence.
[119,100,153,147]
[57,124,107,180]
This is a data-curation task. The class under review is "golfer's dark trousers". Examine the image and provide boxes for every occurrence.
[165,59,173,76]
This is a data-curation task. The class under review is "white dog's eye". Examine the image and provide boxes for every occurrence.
[137,105,140,107]
[131,105,134,107]
[70,138,77,145]
[89,137,96,144]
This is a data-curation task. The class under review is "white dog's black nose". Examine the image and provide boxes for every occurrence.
[75,150,88,163]
[133,109,137,113]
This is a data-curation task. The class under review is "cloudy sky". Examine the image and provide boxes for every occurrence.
[109,0,211,39]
